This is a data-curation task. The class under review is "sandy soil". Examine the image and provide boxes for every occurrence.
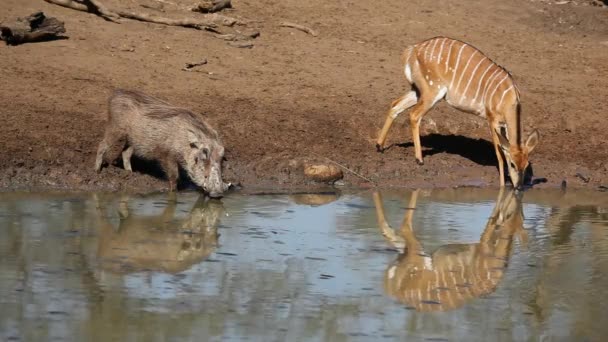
[1,0,607,193]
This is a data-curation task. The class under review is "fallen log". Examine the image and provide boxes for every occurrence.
[0,12,66,45]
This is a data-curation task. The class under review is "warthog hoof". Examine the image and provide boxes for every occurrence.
[416,159,424,165]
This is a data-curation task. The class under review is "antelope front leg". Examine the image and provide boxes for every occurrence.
[376,91,418,152]
[490,130,506,187]
[373,192,403,246]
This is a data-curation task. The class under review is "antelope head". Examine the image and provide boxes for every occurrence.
[496,129,540,190]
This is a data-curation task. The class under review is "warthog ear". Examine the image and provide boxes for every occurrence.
[495,128,510,153]
[188,130,200,149]
[525,129,540,154]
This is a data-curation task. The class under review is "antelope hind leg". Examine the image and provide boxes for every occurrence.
[408,97,435,165]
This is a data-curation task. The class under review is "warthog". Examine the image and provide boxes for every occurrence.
[94,89,228,197]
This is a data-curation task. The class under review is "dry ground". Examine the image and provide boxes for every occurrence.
[1,0,607,192]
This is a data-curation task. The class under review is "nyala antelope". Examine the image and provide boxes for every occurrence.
[376,37,539,189]
[373,189,526,311]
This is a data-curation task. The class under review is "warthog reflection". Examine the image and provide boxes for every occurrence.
[94,194,225,274]
[374,189,526,312]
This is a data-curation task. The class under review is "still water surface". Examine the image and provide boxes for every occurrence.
[0,188,607,341]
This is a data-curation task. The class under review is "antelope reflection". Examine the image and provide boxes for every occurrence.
[374,189,526,312]
[94,194,224,274]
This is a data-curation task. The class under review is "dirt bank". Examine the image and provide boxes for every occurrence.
[1,0,607,192]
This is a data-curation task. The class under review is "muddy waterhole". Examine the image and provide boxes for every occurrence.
[1,188,607,341]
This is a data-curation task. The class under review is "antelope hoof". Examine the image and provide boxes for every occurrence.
[416,159,424,166]
[376,143,384,153]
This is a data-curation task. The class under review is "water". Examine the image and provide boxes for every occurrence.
[1,188,607,341]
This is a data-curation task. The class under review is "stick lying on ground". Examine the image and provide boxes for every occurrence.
[182,58,208,71]
[44,0,240,31]
[115,10,218,31]
[44,0,120,22]
[279,21,318,37]
[0,12,66,45]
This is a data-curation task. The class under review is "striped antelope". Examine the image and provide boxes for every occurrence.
[373,189,526,311]
[376,37,539,189]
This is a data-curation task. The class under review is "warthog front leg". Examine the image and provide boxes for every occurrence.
[122,146,134,172]
[95,129,126,172]
[94,139,109,173]
[159,154,179,192]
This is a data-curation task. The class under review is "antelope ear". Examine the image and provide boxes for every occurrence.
[188,130,200,149]
[525,129,540,154]
[495,128,510,153]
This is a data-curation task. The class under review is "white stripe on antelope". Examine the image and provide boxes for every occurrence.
[376,37,539,189]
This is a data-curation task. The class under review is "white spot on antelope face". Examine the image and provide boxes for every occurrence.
[429,80,434,86]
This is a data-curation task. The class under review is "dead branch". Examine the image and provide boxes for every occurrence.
[44,0,120,23]
[0,12,66,45]
[205,13,242,26]
[45,0,247,31]
[114,10,218,31]
[227,41,253,48]
[88,0,120,21]
[44,0,88,11]
[279,21,318,37]
[192,0,232,13]
[215,29,259,41]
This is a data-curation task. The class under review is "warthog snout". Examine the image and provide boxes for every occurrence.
[203,166,224,198]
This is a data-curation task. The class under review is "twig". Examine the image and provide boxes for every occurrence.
[182,58,208,71]
[279,21,318,37]
[311,153,375,184]
[575,172,590,183]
